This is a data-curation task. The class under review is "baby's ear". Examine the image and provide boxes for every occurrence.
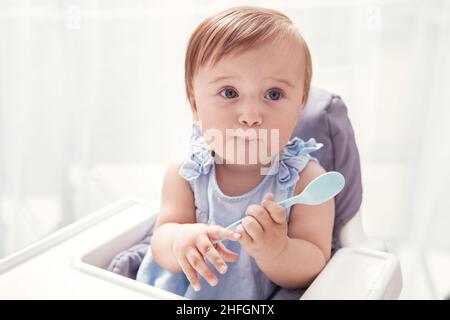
[300,92,308,107]
[299,90,309,113]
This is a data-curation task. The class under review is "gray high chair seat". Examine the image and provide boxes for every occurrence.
[107,86,402,299]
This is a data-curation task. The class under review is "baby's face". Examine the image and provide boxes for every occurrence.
[191,37,307,167]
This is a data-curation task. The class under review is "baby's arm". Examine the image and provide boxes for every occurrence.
[238,160,335,289]
[151,162,241,290]
[150,162,197,271]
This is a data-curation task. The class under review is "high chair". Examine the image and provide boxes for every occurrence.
[0,87,402,299]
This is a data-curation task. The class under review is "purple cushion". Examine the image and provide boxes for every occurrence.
[107,233,151,279]
[291,87,363,251]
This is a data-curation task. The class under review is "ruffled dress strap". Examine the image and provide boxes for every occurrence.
[179,123,215,181]
[277,137,323,189]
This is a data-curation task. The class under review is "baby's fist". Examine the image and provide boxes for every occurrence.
[237,193,288,260]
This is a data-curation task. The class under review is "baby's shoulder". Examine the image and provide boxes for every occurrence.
[293,160,326,196]
[162,161,194,195]
[157,161,196,226]
[164,160,184,178]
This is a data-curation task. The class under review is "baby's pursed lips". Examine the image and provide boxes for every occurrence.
[235,135,259,141]
[227,130,260,141]
[229,136,260,142]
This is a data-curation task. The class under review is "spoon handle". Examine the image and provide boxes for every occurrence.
[276,197,300,210]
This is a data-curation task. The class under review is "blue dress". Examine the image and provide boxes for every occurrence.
[136,123,323,299]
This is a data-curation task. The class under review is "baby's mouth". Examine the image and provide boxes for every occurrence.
[227,130,260,142]
[235,135,259,142]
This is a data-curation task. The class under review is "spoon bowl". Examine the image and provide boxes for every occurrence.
[278,171,345,208]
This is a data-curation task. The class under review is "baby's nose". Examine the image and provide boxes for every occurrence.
[240,118,261,127]
[238,110,262,127]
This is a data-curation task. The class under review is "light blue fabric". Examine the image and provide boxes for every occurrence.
[136,123,323,299]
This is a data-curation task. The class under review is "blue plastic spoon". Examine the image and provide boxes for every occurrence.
[213,171,345,243]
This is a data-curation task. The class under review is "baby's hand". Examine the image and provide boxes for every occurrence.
[237,193,288,261]
[172,223,241,291]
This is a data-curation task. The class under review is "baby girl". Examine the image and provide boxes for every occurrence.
[136,5,335,300]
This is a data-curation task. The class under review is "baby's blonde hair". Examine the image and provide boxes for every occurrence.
[185,5,312,106]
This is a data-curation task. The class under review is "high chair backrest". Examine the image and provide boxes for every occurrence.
[291,87,363,251]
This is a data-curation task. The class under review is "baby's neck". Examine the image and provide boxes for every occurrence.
[217,162,263,175]
[215,163,268,197]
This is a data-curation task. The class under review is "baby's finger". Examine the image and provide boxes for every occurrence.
[246,204,272,231]
[207,225,241,242]
[236,224,253,245]
[262,192,275,202]
[179,256,201,292]
[241,216,264,241]
[215,242,239,263]
[186,248,218,287]
[262,199,286,224]
[196,236,228,274]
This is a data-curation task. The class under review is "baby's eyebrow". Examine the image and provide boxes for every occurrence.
[208,75,295,88]
[209,75,238,85]
[268,77,295,88]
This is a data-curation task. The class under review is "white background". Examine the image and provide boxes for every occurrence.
[1,0,449,299]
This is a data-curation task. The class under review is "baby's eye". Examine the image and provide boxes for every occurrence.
[219,87,239,99]
[265,89,283,101]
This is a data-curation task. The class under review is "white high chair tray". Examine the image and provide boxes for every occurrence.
[0,197,401,299]
[0,197,183,299]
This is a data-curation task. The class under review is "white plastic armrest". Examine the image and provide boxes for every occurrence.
[339,210,388,252]
[300,247,402,300]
